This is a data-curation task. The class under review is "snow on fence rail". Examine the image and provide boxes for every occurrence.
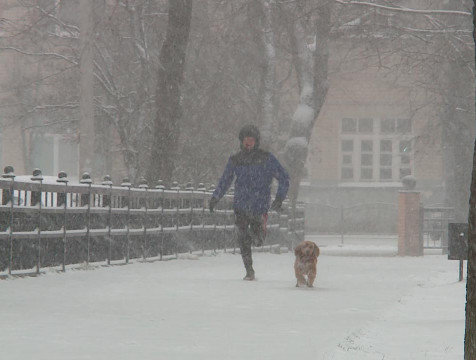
[0,168,304,276]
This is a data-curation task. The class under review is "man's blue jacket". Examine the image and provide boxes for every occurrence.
[212,149,290,215]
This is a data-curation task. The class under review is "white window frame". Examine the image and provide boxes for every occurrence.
[339,117,413,183]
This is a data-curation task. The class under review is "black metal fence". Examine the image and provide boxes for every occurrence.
[0,169,304,275]
[422,206,455,251]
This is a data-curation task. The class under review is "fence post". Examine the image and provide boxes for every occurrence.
[197,183,206,255]
[223,199,227,254]
[156,180,165,260]
[139,177,149,260]
[121,177,132,264]
[186,182,194,254]
[340,204,344,246]
[80,172,93,264]
[102,175,113,265]
[31,169,43,274]
[2,166,16,275]
[186,182,194,231]
[171,181,180,259]
[56,171,69,272]
[209,184,217,253]
[227,187,234,252]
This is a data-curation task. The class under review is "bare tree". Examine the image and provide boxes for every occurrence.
[1,1,172,182]
[93,0,167,181]
[276,0,331,214]
[0,1,81,174]
[172,0,266,183]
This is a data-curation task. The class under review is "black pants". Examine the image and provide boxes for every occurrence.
[235,210,266,273]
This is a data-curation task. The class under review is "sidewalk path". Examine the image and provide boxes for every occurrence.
[0,239,465,360]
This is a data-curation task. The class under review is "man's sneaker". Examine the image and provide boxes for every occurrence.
[243,271,255,281]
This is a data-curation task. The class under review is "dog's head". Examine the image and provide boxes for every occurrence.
[294,241,320,258]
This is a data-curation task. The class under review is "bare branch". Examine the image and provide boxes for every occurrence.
[398,27,471,35]
[333,0,472,17]
[0,46,78,65]
[23,119,78,130]
[27,102,79,113]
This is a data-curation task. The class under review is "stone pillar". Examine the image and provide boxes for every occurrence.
[398,176,423,256]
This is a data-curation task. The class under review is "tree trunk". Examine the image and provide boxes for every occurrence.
[284,1,331,211]
[465,136,476,359]
[79,0,95,176]
[464,2,476,358]
[256,0,277,151]
[148,0,193,184]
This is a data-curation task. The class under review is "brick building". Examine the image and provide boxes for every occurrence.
[302,38,445,233]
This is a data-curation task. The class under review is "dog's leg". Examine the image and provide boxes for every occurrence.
[307,266,317,287]
[295,269,306,287]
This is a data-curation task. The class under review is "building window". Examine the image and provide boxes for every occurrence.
[342,118,374,134]
[358,118,373,133]
[340,117,412,182]
[31,133,78,178]
[360,140,373,180]
[381,119,395,133]
[342,118,357,133]
[380,139,393,180]
[381,118,411,134]
[341,139,354,180]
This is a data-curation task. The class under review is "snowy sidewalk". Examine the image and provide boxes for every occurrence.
[0,239,466,360]
[326,262,465,359]
[313,235,466,359]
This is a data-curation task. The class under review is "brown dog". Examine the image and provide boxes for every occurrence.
[294,241,320,287]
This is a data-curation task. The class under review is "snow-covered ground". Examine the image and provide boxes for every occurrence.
[0,235,466,360]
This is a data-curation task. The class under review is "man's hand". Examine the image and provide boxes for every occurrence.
[270,197,283,212]
[209,197,219,213]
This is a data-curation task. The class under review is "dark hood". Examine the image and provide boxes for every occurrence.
[239,124,260,150]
